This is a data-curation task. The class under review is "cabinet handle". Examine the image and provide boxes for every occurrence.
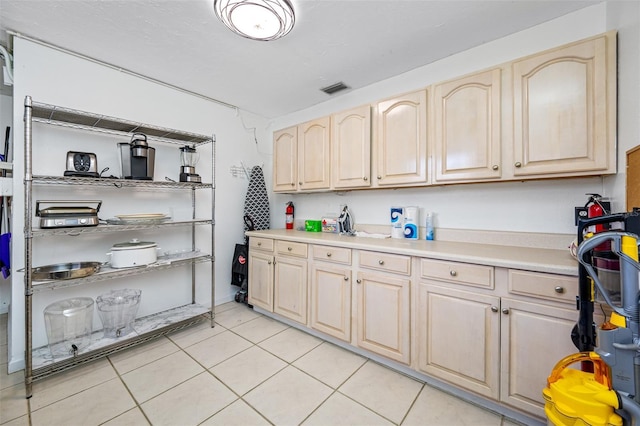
[515,162,522,168]
[492,165,499,171]
[378,260,385,265]
[377,175,382,179]
[326,252,332,257]
[554,286,565,294]
[287,247,292,252]
[449,270,457,277]
[356,279,362,284]
[502,308,509,315]
[491,306,499,313]
[344,276,349,281]
[363,176,368,181]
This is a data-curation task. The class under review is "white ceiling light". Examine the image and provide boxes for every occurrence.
[214,0,295,41]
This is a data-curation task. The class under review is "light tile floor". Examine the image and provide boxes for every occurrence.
[1,303,526,425]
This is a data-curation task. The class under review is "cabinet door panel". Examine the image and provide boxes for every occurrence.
[375,91,428,186]
[500,298,578,417]
[357,272,410,364]
[434,69,501,182]
[512,34,615,176]
[248,251,274,312]
[332,106,371,189]
[273,126,298,192]
[310,263,351,341]
[417,283,500,399]
[299,117,331,190]
[274,256,308,324]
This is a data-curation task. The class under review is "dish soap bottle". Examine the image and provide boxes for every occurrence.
[425,212,434,241]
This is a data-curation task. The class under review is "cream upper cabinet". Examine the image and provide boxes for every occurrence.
[273,126,298,192]
[417,283,501,399]
[373,90,428,186]
[512,32,616,177]
[433,68,502,182]
[298,117,331,191]
[331,105,372,189]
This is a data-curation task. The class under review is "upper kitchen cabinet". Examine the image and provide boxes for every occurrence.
[331,105,372,189]
[273,126,298,192]
[298,117,331,190]
[511,31,616,178]
[373,90,428,187]
[433,68,502,183]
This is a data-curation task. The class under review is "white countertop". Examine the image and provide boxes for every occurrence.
[245,229,579,276]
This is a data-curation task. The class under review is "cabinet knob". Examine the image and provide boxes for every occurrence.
[363,176,368,181]
[257,242,262,246]
[502,308,509,315]
[291,183,295,186]
[287,247,292,251]
[491,306,499,313]
[326,252,332,257]
[554,286,565,294]
[378,260,385,265]
[377,175,382,179]
[268,261,272,265]
[356,279,362,284]
[344,276,349,281]
[492,165,499,171]
[449,270,457,277]
[299,182,302,185]
[515,162,522,168]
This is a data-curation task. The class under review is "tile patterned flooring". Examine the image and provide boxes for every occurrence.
[1,303,525,425]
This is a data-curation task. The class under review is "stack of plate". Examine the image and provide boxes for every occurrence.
[106,213,171,225]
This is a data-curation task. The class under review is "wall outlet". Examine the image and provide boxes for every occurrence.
[574,207,588,225]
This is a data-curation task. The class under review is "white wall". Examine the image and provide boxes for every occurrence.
[8,38,271,372]
[0,94,11,314]
[268,3,636,236]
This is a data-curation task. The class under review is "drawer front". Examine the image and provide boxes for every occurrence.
[312,245,352,265]
[359,251,411,275]
[275,240,308,258]
[250,237,274,252]
[421,258,494,289]
[508,270,577,304]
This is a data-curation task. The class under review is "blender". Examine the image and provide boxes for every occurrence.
[179,145,201,183]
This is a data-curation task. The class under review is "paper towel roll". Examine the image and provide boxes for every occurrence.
[404,206,418,222]
[390,207,404,226]
[391,227,404,239]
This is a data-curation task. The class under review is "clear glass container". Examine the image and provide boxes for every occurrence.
[44,297,94,359]
[96,289,142,338]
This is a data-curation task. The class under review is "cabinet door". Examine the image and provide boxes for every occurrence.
[310,263,352,342]
[298,117,331,190]
[248,251,274,312]
[356,271,410,364]
[433,69,501,182]
[500,298,578,417]
[274,255,308,324]
[273,126,298,192]
[417,283,500,399]
[332,105,371,189]
[512,33,616,177]
[374,90,428,186]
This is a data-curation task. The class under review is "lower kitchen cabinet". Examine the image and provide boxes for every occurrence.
[417,283,501,399]
[499,298,578,417]
[274,255,308,324]
[310,262,352,342]
[356,271,411,364]
[248,250,274,311]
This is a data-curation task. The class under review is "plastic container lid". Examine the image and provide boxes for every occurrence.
[44,297,94,316]
[111,239,156,251]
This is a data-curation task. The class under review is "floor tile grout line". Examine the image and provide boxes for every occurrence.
[397,382,425,426]
[104,355,152,426]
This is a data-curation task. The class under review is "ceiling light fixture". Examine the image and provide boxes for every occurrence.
[214,0,295,41]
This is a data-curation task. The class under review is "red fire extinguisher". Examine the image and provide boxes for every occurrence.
[285,201,294,230]
[586,194,606,232]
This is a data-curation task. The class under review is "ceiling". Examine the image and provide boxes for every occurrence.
[0,0,602,118]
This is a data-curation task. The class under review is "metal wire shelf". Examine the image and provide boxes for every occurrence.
[31,252,212,293]
[31,175,213,189]
[31,101,213,146]
[32,219,213,237]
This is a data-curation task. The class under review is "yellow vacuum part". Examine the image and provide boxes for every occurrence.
[609,312,626,328]
[544,352,622,426]
[621,235,639,261]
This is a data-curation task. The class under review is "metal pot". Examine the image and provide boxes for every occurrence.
[32,261,102,280]
[108,239,159,268]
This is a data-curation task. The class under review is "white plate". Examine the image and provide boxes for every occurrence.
[116,213,167,219]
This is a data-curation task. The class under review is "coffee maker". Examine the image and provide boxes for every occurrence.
[179,145,201,183]
[119,133,155,180]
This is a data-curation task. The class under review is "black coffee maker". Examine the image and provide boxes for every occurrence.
[119,133,155,180]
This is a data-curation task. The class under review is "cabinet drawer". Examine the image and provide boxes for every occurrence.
[359,251,411,275]
[508,270,577,304]
[421,258,494,289]
[250,237,274,252]
[312,245,352,265]
[276,240,308,258]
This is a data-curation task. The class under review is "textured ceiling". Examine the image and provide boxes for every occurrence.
[0,0,601,118]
